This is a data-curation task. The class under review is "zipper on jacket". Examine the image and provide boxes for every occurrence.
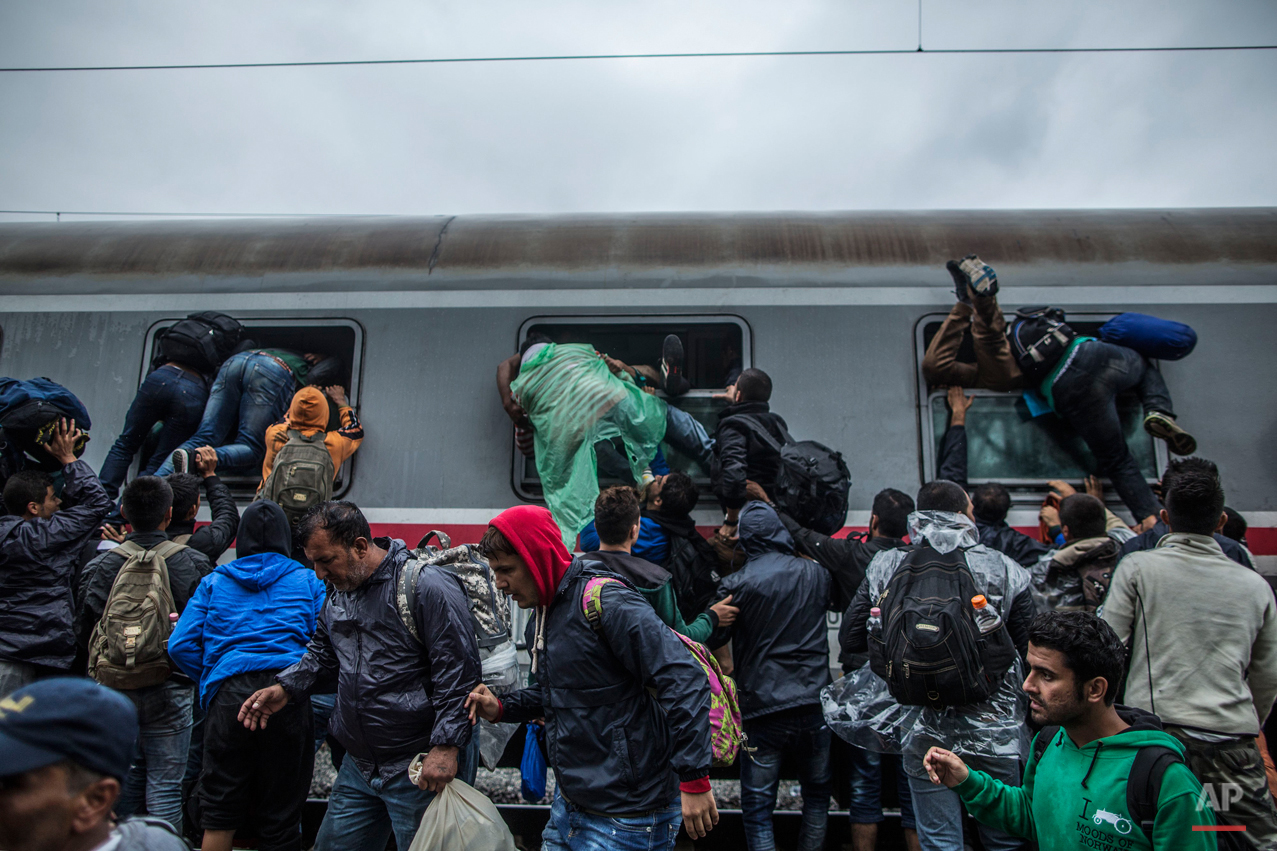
[353,627,378,777]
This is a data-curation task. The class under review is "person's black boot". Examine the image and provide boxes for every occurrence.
[661,334,690,397]
[946,260,973,305]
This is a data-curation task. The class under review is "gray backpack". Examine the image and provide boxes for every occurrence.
[87,540,184,690]
[397,530,511,650]
[258,429,334,528]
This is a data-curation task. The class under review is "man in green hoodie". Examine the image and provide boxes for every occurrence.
[922,611,1218,850]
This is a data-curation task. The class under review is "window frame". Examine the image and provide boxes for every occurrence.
[511,313,751,502]
[140,317,365,499]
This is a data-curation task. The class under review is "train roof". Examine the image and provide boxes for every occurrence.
[1,208,1275,294]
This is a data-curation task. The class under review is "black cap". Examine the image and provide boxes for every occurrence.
[0,678,138,780]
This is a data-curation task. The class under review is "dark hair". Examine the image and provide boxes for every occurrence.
[297,501,370,549]
[658,472,699,517]
[871,488,914,539]
[1028,611,1128,705]
[166,473,202,522]
[305,356,344,388]
[519,332,553,356]
[1221,506,1247,544]
[121,476,173,532]
[478,524,517,559]
[1059,494,1106,540]
[971,483,1011,524]
[916,480,969,514]
[3,470,52,515]
[1163,457,1226,536]
[734,368,772,403]
[594,486,641,546]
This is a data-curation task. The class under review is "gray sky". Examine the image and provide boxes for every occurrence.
[2,0,1275,220]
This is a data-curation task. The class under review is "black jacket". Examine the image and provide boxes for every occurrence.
[277,538,480,783]
[1120,520,1254,569]
[645,508,721,621]
[77,530,214,659]
[0,460,112,668]
[937,424,1050,569]
[165,474,239,562]
[710,501,832,719]
[500,558,711,815]
[713,401,789,510]
[778,508,905,612]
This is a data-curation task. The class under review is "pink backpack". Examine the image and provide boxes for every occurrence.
[582,576,747,767]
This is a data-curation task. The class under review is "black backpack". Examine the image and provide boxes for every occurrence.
[1007,306,1078,382]
[156,312,244,374]
[722,415,851,535]
[868,545,1017,710]
[662,530,722,623]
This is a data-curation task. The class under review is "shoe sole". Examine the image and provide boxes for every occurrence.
[1144,415,1197,455]
[171,449,189,473]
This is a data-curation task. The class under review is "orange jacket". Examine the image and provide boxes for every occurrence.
[258,387,364,492]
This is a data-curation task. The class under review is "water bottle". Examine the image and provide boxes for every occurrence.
[971,595,1002,634]
[867,606,883,638]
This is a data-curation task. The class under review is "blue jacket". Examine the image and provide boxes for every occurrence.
[579,516,669,565]
[169,551,325,710]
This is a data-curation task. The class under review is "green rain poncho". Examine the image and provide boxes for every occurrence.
[510,343,668,550]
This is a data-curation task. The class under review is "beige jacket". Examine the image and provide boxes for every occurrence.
[1102,533,1277,736]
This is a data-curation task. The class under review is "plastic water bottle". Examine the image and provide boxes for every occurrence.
[867,606,883,638]
[971,595,1002,634]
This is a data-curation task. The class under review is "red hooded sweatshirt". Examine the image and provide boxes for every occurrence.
[488,505,571,608]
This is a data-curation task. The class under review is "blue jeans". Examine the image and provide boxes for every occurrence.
[98,365,208,500]
[1051,340,1171,521]
[740,706,832,851]
[154,352,295,476]
[663,404,715,474]
[907,757,1024,851]
[848,747,916,830]
[116,680,195,833]
[314,734,479,851]
[540,789,682,851]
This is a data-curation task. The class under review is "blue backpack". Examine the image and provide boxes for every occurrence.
[1098,313,1198,361]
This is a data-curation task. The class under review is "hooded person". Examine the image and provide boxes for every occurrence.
[257,385,363,493]
[167,500,326,851]
[464,504,720,850]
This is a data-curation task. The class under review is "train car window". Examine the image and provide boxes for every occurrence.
[513,315,749,500]
[916,312,1166,498]
[141,318,364,499]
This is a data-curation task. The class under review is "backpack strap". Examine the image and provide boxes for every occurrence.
[416,530,452,550]
[581,576,622,637]
[1031,726,1061,766]
[722,414,792,452]
[396,558,427,643]
[1126,745,1183,840]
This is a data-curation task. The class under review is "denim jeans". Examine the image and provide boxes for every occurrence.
[314,734,479,851]
[1051,340,1172,521]
[740,706,833,851]
[98,365,209,501]
[540,789,683,851]
[0,660,39,700]
[116,679,195,833]
[663,404,716,474]
[847,746,916,830]
[906,756,1024,851]
[154,352,295,476]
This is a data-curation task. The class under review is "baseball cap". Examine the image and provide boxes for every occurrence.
[0,678,138,780]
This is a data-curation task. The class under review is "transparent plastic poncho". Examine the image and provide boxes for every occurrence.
[509,343,667,549]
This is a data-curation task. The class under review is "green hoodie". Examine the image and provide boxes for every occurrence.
[955,720,1218,850]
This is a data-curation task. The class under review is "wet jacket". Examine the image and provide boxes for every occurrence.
[258,387,363,491]
[711,501,833,719]
[0,460,113,668]
[168,501,325,709]
[1120,519,1254,569]
[499,558,711,815]
[778,508,905,613]
[276,538,480,783]
[164,474,239,562]
[713,401,789,510]
[586,549,718,645]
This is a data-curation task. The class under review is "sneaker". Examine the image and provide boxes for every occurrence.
[170,448,190,474]
[1144,412,1197,455]
[956,254,999,298]
[945,260,972,305]
[660,334,690,397]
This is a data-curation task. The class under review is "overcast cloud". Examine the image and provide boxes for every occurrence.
[1,0,1275,220]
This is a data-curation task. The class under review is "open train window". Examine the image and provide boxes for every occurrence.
[915,312,1166,505]
[513,315,750,501]
[141,318,364,499]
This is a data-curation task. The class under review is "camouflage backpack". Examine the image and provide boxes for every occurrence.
[397,530,511,650]
[258,429,334,529]
[87,541,184,690]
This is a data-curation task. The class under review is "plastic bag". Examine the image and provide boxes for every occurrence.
[519,722,547,803]
[480,642,520,692]
[509,343,667,549]
[404,775,516,851]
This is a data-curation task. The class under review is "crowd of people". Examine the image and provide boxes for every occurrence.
[1,257,1275,851]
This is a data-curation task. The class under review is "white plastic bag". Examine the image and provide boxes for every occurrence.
[404,770,516,851]
[477,641,523,771]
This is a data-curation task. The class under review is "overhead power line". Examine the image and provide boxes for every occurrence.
[2,44,1276,74]
[0,210,378,219]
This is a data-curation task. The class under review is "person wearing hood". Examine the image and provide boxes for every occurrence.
[257,385,363,495]
[236,501,480,851]
[839,481,1036,851]
[464,504,718,850]
[167,500,324,851]
[1032,491,1134,612]
[923,611,1217,850]
[708,500,835,851]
